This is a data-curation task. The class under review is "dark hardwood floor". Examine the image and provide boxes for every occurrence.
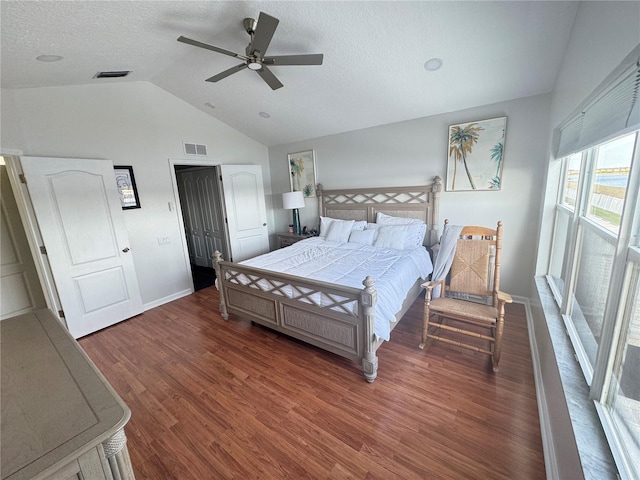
[79,286,546,479]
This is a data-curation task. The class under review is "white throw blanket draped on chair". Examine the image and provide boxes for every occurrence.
[430,223,464,298]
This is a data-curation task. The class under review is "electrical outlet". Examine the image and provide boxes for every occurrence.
[157,236,171,246]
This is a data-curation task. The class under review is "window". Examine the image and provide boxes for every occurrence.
[547,131,640,479]
[562,152,582,209]
[549,153,583,299]
[586,134,634,234]
[603,256,640,475]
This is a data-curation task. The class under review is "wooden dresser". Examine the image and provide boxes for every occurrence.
[1,309,135,480]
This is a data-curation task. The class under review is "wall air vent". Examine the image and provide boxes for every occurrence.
[183,143,208,156]
[93,70,131,79]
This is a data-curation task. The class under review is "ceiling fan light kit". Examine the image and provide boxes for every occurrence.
[178,12,323,90]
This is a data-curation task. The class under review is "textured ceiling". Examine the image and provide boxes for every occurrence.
[1,1,579,146]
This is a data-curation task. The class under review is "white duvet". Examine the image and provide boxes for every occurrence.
[239,237,433,340]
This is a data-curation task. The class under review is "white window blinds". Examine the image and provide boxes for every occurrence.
[556,44,640,158]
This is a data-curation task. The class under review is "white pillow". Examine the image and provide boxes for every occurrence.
[376,212,424,226]
[348,229,376,246]
[403,223,427,249]
[366,222,379,230]
[373,224,427,250]
[352,220,367,232]
[320,217,365,237]
[324,219,355,242]
[319,216,334,237]
[373,225,407,249]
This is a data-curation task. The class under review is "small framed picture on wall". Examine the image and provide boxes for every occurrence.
[288,150,317,198]
[114,165,141,209]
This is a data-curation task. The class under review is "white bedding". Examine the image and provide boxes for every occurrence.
[239,237,433,340]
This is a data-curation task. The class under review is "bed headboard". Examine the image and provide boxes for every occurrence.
[317,176,442,246]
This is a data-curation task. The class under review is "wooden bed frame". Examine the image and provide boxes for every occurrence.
[214,177,442,382]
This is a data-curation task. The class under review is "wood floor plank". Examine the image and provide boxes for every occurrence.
[79,286,546,479]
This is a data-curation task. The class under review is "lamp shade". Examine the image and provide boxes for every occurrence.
[282,191,305,210]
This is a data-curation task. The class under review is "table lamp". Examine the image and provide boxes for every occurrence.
[282,191,305,235]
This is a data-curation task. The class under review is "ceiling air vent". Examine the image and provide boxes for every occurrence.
[93,70,131,79]
[183,143,207,156]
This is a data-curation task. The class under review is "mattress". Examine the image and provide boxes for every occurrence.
[239,237,433,340]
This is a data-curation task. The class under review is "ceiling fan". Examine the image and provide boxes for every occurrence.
[177,12,324,90]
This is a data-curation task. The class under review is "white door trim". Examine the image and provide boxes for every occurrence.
[2,156,63,320]
[168,158,224,289]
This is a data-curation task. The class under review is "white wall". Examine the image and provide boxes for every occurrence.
[1,82,272,308]
[269,93,552,298]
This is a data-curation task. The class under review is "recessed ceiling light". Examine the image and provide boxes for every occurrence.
[258,112,271,119]
[424,58,443,71]
[36,54,63,62]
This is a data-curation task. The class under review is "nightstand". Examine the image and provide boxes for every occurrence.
[277,232,311,248]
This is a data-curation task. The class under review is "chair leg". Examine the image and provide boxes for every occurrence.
[492,308,506,373]
[419,296,432,350]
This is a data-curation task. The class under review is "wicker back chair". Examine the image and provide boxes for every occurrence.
[419,220,512,372]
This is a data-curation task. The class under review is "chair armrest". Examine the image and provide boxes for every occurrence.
[421,279,445,301]
[497,291,513,304]
[421,279,444,291]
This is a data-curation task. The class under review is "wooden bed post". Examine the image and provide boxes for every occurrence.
[430,176,442,246]
[213,251,229,320]
[316,183,323,220]
[361,276,378,383]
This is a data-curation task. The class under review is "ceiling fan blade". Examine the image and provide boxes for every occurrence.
[256,66,283,90]
[263,54,324,66]
[206,64,248,83]
[250,12,279,55]
[177,36,247,60]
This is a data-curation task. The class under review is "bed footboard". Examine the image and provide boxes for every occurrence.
[213,251,380,382]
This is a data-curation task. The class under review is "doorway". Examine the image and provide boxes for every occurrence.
[169,160,270,292]
[173,164,228,292]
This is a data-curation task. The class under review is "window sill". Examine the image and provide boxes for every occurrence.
[533,276,618,480]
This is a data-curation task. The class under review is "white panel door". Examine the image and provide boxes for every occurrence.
[219,165,269,262]
[20,157,143,338]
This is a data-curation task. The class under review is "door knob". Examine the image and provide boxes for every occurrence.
[122,247,130,253]
[263,223,267,226]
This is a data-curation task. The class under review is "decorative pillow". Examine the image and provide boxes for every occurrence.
[373,224,427,250]
[376,212,424,226]
[320,217,366,237]
[402,223,427,249]
[366,222,380,230]
[373,225,408,250]
[352,220,367,232]
[324,219,355,242]
[348,229,376,246]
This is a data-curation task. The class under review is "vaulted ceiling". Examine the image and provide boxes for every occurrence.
[1,1,579,146]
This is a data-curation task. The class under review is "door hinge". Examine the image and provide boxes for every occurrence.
[40,245,47,255]
[219,175,223,181]
[225,217,228,224]
[58,309,65,318]
[19,173,27,184]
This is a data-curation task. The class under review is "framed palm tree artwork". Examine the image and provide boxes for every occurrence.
[288,150,317,197]
[446,116,507,191]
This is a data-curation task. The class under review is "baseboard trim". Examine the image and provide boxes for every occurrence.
[513,295,560,480]
[143,288,193,311]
